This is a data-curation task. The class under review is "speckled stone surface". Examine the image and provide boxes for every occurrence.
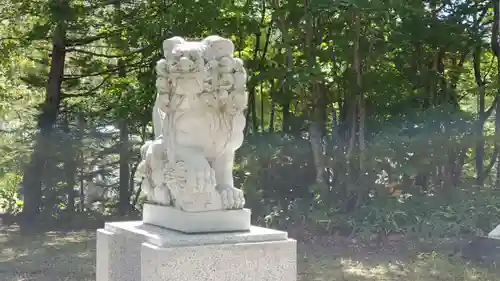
[142,239,297,281]
[104,221,288,247]
[143,203,251,233]
[96,229,142,281]
[489,224,500,239]
[97,221,296,281]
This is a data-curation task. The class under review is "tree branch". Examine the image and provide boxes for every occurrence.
[483,96,498,121]
[66,45,151,58]
[66,33,119,47]
[61,75,113,99]
[480,147,499,182]
[483,56,496,81]
[63,60,149,80]
[0,36,23,41]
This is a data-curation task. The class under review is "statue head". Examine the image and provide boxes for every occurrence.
[160,37,206,95]
[201,36,234,60]
[156,35,245,111]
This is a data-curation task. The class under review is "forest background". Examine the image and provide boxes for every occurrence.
[1,0,500,240]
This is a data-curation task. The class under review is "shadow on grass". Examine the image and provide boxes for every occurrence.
[2,221,500,281]
[0,211,144,281]
[0,224,97,281]
[7,212,143,234]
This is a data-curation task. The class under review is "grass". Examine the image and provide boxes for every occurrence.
[298,242,500,281]
[1,224,500,281]
[0,225,95,281]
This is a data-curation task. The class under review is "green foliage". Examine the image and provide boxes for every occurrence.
[0,173,23,214]
[237,106,500,241]
[1,0,500,241]
[340,186,500,241]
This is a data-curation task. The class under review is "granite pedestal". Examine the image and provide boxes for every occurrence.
[489,224,500,239]
[96,221,296,281]
[142,203,251,233]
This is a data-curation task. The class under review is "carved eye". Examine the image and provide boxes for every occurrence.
[173,51,183,58]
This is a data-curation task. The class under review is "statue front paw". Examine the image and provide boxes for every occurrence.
[179,157,216,193]
[153,185,172,206]
[216,184,245,210]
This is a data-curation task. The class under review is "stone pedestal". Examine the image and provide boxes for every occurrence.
[96,221,296,281]
[489,224,500,239]
[142,203,251,233]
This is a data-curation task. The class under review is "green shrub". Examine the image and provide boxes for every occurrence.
[0,172,23,214]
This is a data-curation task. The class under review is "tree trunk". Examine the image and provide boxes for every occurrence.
[21,6,67,230]
[260,84,265,132]
[77,113,85,212]
[273,0,294,134]
[62,113,76,212]
[344,7,365,211]
[244,89,257,135]
[269,80,276,132]
[282,102,291,133]
[305,0,326,185]
[492,0,500,183]
[116,1,131,216]
[474,46,485,184]
[353,8,365,173]
[118,92,130,215]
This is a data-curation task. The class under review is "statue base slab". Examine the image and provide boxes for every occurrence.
[96,221,296,281]
[142,203,251,233]
[489,224,500,238]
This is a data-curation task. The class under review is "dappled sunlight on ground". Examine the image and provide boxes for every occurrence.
[1,224,499,281]
[0,225,96,281]
[299,243,500,281]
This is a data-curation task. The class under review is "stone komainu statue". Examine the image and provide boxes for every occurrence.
[136,36,248,212]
